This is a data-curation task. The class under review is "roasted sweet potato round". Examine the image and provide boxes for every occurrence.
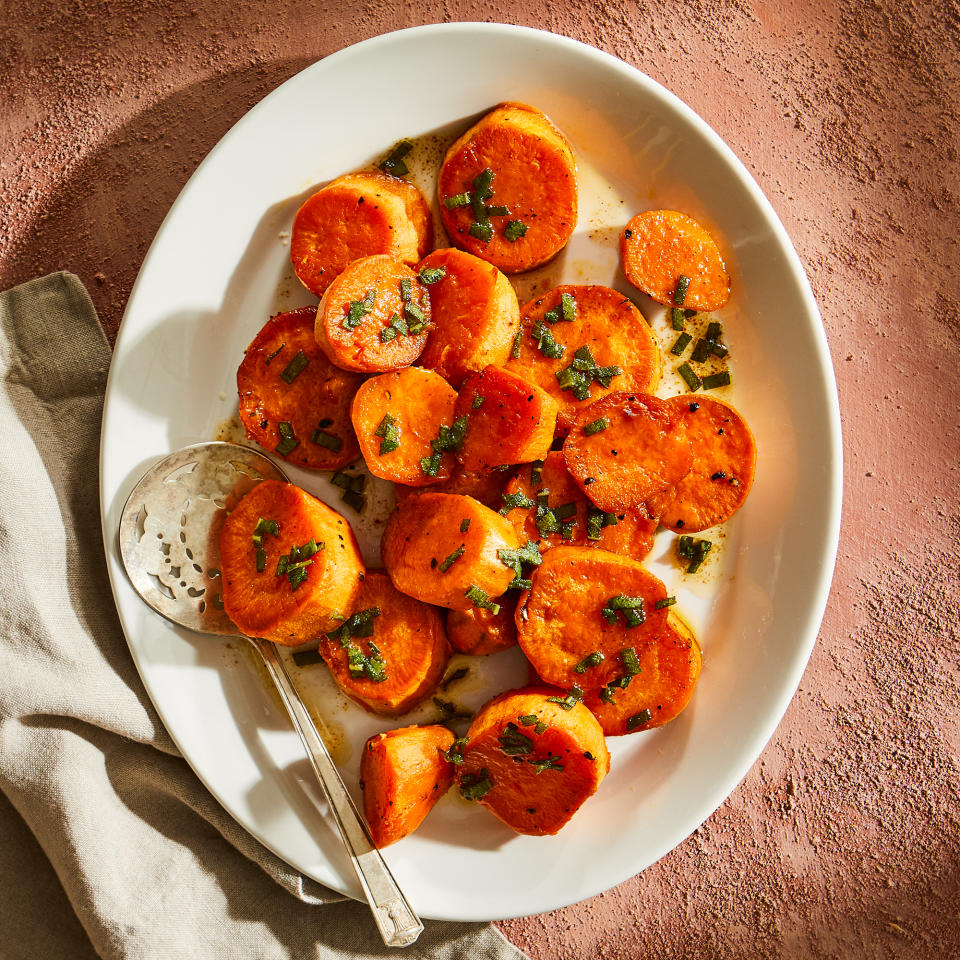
[563,392,693,512]
[620,209,730,311]
[645,395,757,533]
[220,480,364,645]
[236,306,362,470]
[416,248,520,387]
[583,611,702,735]
[515,546,671,693]
[501,452,658,560]
[446,602,518,656]
[455,366,559,472]
[291,170,432,297]
[318,571,449,714]
[456,686,609,836]
[315,255,431,372]
[505,285,661,434]
[351,367,458,486]
[438,102,578,274]
[361,724,455,847]
[381,493,519,610]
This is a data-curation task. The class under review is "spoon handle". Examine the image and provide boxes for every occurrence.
[254,638,423,949]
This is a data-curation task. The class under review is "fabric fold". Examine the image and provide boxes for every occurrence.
[0,272,525,960]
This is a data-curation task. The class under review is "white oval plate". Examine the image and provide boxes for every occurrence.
[100,23,841,921]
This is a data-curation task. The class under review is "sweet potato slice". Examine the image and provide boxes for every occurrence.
[416,248,521,387]
[317,571,449,714]
[456,686,609,836]
[504,285,661,434]
[393,465,507,511]
[446,602,518,656]
[361,724,455,847]
[620,210,730,311]
[315,255,431,373]
[563,392,693,512]
[291,170,432,297]
[438,102,577,274]
[455,366,559,472]
[381,493,519,610]
[220,480,364,645]
[351,367,458,486]
[645,395,757,533]
[515,546,671,694]
[583,612,701,735]
[236,307,362,470]
[501,452,657,560]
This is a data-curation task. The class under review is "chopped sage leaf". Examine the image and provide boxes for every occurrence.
[498,722,534,756]
[275,421,299,456]
[465,584,500,615]
[441,736,469,764]
[459,518,471,533]
[654,596,677,610]
[460,769,493,800]
[574,651,604,674]
[584,417,608,436]
[529,753,564,774]
[374,413,400,455]
[472,393,485,410]
[671,332,693,356]
[702,370,732,390]
[439,544,466,573]
[504,219,528,241]
[443,192,471,209]
[342,289,376,330]
[673,274,691,305]
[626,709,653,731]
[291,648,324,667]
[468,221,493,243]
[499,491,535,516]
[280,349,309,384]
[621,647,642,675]
[677,362,702,392]
[418,265,447,285]
[378,139,412,176]
[546,685,584,711]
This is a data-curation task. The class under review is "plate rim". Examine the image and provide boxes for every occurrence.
[99,21,843,921]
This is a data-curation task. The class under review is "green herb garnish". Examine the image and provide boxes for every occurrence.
[275,421,299,456]
[584,417,608,436]
[465,584,500,615]
[342,289,376,330]
[291,649,324,667]
[673,274,691,305]
[472,393,485,410]
[678,535,713,573]
[671,332,693,356]
[497,540,542,590]
[280,349,309,384]
[601,594,645,628]
[671,307,686,331]
[654,596,676,610]
[504,220,528,241]
[702,371,732,390]
[460,769,493,800]
[626,709,653,731]
[418,265,446,285]
[439,544,466,573]
[529,753,564,774]
[379,139,412,176]
[574,651,604,674]
[459,518,471,533]
[621,647,642,676]
[374,413,400,455]
[499,491,535,516]
[310,427,342,451]
[547,685,584,711]
[677,362,702,392]
[498,723,534,756]
[443,192,471,209]
[468,221,493,243]
[441,736,469,764]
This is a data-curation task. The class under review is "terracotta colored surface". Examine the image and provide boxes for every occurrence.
[2,2,958,957]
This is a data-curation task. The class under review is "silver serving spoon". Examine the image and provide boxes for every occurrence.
[117,441,422,949]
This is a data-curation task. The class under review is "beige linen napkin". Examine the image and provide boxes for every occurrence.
[0,272,526,960]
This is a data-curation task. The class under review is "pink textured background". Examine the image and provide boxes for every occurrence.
[2,2,958,957]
